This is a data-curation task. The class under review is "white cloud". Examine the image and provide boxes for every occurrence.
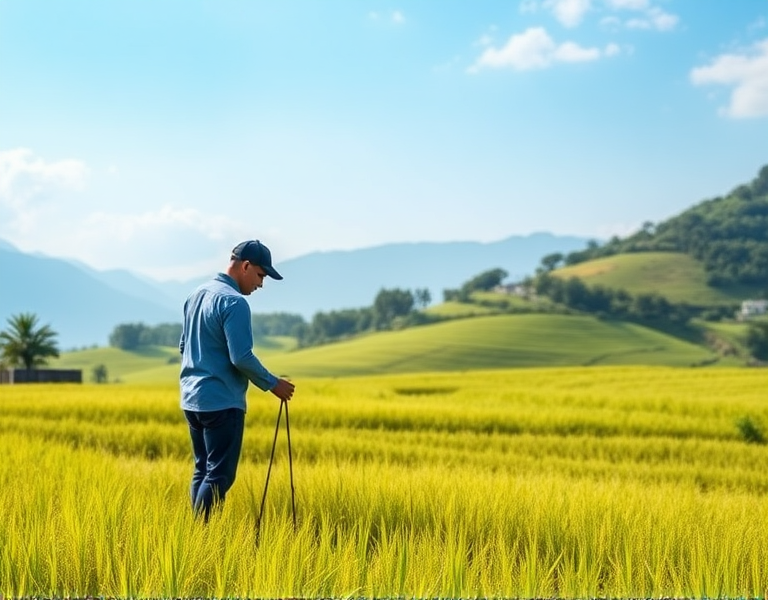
[602,1,677,32]
[519,0,592,27]
[555,41,601,62]
[391,10,405,24]
[625,7,677,31]
[549,0,592,28]
[0,148,89,235]
[604,0,648,9]
[73,205,255,278]
[83,205,242,243]
[0,148,264,279]
[0,148,88,210]
[690,38,768,118]
[518,0,676,32]
[646,7,678,31]
[469,27,610,72]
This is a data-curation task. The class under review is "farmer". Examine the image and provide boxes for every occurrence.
[179,239,295,520]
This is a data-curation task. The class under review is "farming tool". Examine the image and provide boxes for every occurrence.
[255,397,296,544]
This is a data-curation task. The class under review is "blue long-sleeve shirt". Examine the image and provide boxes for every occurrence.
[179,273,277,412]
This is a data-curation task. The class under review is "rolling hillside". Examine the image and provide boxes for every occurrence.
[1,233,590,349]
[51,313,718,383]
[267,314,716,377]
[554,165,768,302]
[49,336,296,383]
[551,252,760,306]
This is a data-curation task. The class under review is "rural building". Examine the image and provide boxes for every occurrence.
[739,299,768,320]
[493,283,535,299]
[0,369,83,384]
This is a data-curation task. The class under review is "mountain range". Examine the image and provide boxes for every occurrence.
[0,233,590,349]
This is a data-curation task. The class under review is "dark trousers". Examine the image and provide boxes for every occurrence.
[184,408,245,520]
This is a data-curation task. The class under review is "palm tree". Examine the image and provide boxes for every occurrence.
[0,313,60,370]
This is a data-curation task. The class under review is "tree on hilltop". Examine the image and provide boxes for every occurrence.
[0,313,60,370]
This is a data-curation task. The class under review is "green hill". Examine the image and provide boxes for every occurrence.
[266,314,715,378]
[50,346,180,382]
[50,336,296,384]
[552,252,759,306]
[65,314,715,383]
[559,164,768,290]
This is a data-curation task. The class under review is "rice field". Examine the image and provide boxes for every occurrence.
[1,365,767,598]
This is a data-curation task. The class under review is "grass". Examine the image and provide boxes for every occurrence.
[424,300,501,317]
[266,314,715,377]
[50,345,180,382]
[48,314,717,383]
[50,336,297,383]
[552,252,761,305]
[2,366,768,598]
[694,319,751,362]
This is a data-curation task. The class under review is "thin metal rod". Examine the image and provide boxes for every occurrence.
[256,399,283,540]
[284,398,297,531]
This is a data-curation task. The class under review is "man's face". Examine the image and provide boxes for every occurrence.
[241,262,267,295]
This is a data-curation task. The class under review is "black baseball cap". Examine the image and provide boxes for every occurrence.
[231,240,283,280]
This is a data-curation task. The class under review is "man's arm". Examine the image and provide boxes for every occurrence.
[222,299,279,391]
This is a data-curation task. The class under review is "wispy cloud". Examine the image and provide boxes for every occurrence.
[0,148,88,208]
[522,0,677,32]
[0,147,257,279]
[624,6,678,31]
[520,0,592,28]
[468,27,617,73]
[0,148,89,234]
[604,0,648,10]
[550,0,593,28]
[368,10,406,25]
[690,38,768,118]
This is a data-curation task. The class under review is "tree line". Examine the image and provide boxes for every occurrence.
[107,287,435,350]
[531,273,702,327]
[109,322,183,350]
[443,268,509,302]
[292,287,433,347]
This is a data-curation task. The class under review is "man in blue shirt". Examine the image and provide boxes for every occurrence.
[180,239,295,520]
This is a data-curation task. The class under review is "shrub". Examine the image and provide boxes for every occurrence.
[736,415,766,444]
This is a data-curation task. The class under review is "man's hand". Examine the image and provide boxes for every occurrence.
[271,377,295,401]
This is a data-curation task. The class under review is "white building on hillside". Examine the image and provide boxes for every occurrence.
[740,299,768,320]
[494,283,535,299]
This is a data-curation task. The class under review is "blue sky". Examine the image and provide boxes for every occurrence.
[1,0,767,281]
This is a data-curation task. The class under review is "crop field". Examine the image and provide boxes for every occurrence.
[1,366,767,598]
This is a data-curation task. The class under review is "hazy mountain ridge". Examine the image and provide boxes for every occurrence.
[0,233,590,348]
[0,246,179,350]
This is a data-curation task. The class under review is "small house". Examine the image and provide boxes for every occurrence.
[739,300,768,320]
[0,369,83,384]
